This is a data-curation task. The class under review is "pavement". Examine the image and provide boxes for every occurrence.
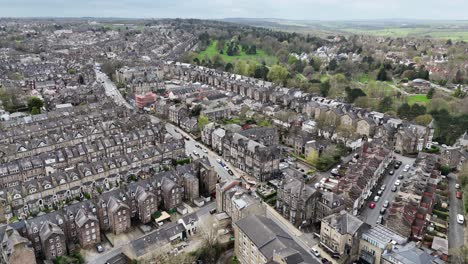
[360,153,415,226]
[448,173,465,249]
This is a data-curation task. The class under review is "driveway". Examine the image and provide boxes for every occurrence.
[448,173,465,248]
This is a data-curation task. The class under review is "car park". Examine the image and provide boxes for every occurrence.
[369,202,376,209]
[391,186,397,192]
[394,180,401,186]
[374,196,380,202]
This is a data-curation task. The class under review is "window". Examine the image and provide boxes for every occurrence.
[57,248,62,255]
[56,237,60,242]
[92,234,96,240]
[92,228,95,233]
[91,222,95,227]
[85,224,89,229]
[118,211,121,216]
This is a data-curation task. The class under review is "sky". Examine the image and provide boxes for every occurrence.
[0,0,466,20]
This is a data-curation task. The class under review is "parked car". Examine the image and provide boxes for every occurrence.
[369,202,376,209]
[398,174,404,179]
[383,200,389,208]
[228,170,234,175]
[96,243,104,253]
[380,185,386,191]
[394,180,401,186]
[456,184,460,189]
[389,170,394,175]
[374,196,380,202]
[396,161,402,165]
[216,159,221,163]
[391,186,398,192]
[209,208,216,214]
[380,208,386,215]
[377,190,383,196]
[457,214,465,224]
[456,191,462,199]
[377,215,383,224]
[202,149,208,153]
[311,248,320,257]
[394,163,400,169]
[192,150,199,156]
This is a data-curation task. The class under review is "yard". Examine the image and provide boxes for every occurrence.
[197,40,277,65]
[406,94,430,105]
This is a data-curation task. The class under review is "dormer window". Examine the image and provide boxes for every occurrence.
[13,193,21,199]
[44,184,52,189]
[19,146,27,152]
[29,188,37,194]
[58,219,63,225]
[33,227,38,233]
[59,179,66,184]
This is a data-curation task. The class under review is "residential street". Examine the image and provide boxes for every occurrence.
[360,154,415,226]
[95,68,134,110]
[448,173,465,249]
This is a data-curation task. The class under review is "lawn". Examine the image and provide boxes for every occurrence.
[197,40,277,65]
[406,94,430,105]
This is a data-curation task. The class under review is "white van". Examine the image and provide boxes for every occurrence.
[457,214,464,224]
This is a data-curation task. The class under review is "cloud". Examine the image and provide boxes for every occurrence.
[0,0,465,20]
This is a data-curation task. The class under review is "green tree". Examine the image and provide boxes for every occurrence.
[306,150,319,166]
[234,60,248,76]
[328,59,338,71]
[426,88,435,99]
[27,96,44,112]
[378,96,393,112]
[267,65,289,85]
[320,80,330,97]
[225,62,234,72]
[345,87,366,103]
[414,114,433,126]
[377,67,388,81]
[31,106,40,115]
[197,115,210,131]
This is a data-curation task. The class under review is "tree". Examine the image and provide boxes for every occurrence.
[328,59,338,71]
[414,114,432,126]
[197,115,210,131]
[440,165,451,176]
[345,87,366,103]
[377,67,388,81]
[426,87,435,99]
[199,217,220,263]
[31,106,40,115]
[27,96,44,112]
[378,96,393,112]
[337,124,356,144]
[267,65,289,85]
[234,60,248,76]
[306,150,319,165]
[224,62,234,72]
[78,74,85,85]
[302,66,314,79]
[320,80,330,97]
[211,54,224,70]
[275,49,289,64]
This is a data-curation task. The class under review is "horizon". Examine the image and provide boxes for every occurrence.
[0,0,467,21]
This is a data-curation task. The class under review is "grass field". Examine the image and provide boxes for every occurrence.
[197,40,277,65]
[407,94,430,105]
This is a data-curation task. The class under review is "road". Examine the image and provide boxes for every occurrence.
[91,201,216,264]
[360,154,415,226]
[163,121,243,183]
[95,68,134,110]
[448,173,465,249]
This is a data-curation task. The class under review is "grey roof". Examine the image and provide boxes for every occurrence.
[382,242,442,264]
[236,215,319,264]
[322,210,365,236]
[39,221,64,241]
[75,208,98,228]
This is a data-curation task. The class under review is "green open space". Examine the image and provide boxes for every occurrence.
[197,40,277,65]
[406,94,430,105]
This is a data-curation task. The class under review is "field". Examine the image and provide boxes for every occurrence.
[197,41,277,65]
[344,28,468,41]
[406,94,430,105]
